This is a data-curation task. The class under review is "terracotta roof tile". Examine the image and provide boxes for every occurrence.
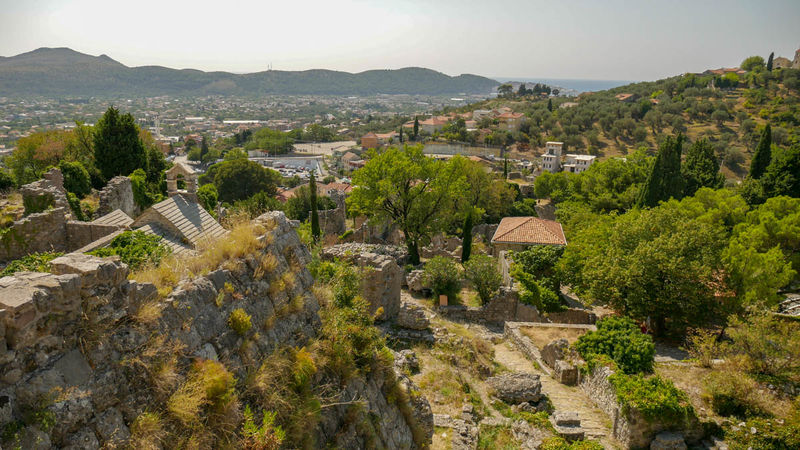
[491,216,566,246]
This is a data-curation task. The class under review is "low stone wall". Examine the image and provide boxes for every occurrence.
[438,288,545,324]
[0,207,67,263]
[545,308,598,325]
[580,366,703,448]
[65,221,126,250]
[504,321,595,383]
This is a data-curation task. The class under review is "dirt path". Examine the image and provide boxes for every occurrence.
[493,342,618,448]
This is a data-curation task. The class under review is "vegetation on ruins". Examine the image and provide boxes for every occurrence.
[422,255,461,300]
[0,251,63,277]
[574,316,655,374]
[89,230,171,270]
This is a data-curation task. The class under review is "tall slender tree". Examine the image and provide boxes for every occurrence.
[547,98,553,112]
[503,153,509,179]
[309,170,320,242]
[461,208,473,263]
[682,139,724,196]
[767,52,774,72]
[399,126,404,143]
[637,134,684,207]
[750,124,772,180]
[413,117,419,140]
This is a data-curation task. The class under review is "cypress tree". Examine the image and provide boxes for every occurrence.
[461,209,473,263]
[503,155,509,179]
[310,170,320,242]
[637,134,685,207]
[682,138,724,196]
[547,98,553,112]
[399,127,404,143]
[767,52,774,72]
[413,117,419,139]
[750,124,772,179]
[200,136,209,160]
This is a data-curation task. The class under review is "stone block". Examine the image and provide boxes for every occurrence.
[396,301,429,330]
[541,338,568,369]
[651,431,687,450]
[553,360,580,386]
[486,372,542,404]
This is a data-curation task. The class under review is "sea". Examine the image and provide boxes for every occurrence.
[493,77,637,94]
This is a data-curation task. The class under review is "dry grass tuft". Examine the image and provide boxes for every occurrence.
[134,299,163,325]
[255,253,278,280]
[130,412,165,450]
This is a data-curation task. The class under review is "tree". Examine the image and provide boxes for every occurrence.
[461,208,473,263]
[58,160,91,198]
[767,52,774,72]
[749,124,771,180]
[761,144,800,198]
[413,117,419,140]
[93,107,146,180]
[547,98,553,112]
[197,183,218,215]
[213,159,281,203]
[347,145,466,264]
[284,186,336,222]
[398,127,404,144]
[309,170,320,242]
[200,136,209,160]
[463,254,502,304]
[741,56,765,72]
[636,134,684,207]
[498,83,513,98]
[503,155,509,179]
[682,139,724,197]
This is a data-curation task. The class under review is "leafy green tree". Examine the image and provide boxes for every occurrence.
[93,107,146,180]
[497,84,513,98]
[200,136,209,160]
[58,160,91,198]
[741,56,766,72]
[197,183,218,215]
[511,245,564,294]
[0,169,13,190]
[231,191,283,219]
[682,139,724,197]
[574,316,655,374]
[213,159,281,203]
[761,144,800,198]
[463,254,502,304]
[7,130,70,185]
[749,124,771,179]
[347,145,466,264]
[422,256,461,299]
[284,185,335,222]
[637,134,684,207]
[309,170,320,241]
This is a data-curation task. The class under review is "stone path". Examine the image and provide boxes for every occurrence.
[493,342,619,448]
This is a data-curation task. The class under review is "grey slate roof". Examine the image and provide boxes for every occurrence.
[132,195,226,249]
[136,223,193,255]
[92,209,134,228]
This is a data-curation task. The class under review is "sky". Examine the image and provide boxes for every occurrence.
[1,0,798,81]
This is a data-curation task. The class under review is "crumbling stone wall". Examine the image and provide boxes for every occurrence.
[0,212,430,448]
[580,366,702,448]
[19,168,69,216]
[438,287,544,324]
[0,207,67,262]
[97,176,137,219]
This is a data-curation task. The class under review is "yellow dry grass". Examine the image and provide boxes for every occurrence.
[520,325,588,349]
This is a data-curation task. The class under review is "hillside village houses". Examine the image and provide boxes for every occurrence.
[540,141,596,174]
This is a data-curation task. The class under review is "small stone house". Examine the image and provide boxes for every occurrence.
[491,216,567,253]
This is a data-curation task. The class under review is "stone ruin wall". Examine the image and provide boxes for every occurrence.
[0,212,431,449]
[96,176,138,219]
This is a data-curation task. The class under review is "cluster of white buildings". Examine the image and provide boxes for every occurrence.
[541,141,596,174]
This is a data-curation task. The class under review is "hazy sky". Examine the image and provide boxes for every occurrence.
[1,0,798,81]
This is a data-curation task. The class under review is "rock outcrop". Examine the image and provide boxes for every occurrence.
[0,211,431,448]
[486,372,542,404]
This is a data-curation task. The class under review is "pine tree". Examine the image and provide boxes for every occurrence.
[461,209,473,263]
[682,139,724,196]
[767,52,774,72]
[93,106,146,180]
[309,170,320,242]
[413,117,419,139]
[749,124,772,180]
[637,134,685,207]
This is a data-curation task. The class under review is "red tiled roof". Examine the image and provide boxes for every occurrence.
[491,216,567,246]
[319,182,353,194]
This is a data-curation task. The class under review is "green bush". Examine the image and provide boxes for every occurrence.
[331,263,361,307]
[540,436,605,450]
[130,168,160,209]
[573,316,655,374]
[515,269,564,312]
[0,169,14,190]
[422,256,461,300]
[242,405,285,449]
[23,193,54,215]
[230,191,282,219]
[463,254,502,304]
[0,252,63,277]
[228,308,252,336]
[725,417,800,450]
[703,371,768,418]
[66,192,86,221]
[197,183,218,216]
[89,231,171,270]
[511,245,563,294]
[58,160,91,198]
[609,373,695,424]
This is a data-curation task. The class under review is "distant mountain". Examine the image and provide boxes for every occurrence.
[0,47,499,97]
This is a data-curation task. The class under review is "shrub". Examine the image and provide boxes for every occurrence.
[573,316,655,374]
[331,262,361,307]
[0,169,14,190]
[515,270,564,312]
[228,308,252,336]
[540,436,605,449]
[23,192,54,215]
[58,160,91,198]
[511,245,564,294]
[422,256,461,300]
[687,328,720,368]
[130,168,160,209]
[725,313,800,381]
[241,405,285,450]
[89,231,171,270]
[609,373,694,424]
[66,192,86,221]
[463,255,502,304]
[0,252,63,277]
[197,183,218,216]
[703,371,769,418]
[725,417,800,450]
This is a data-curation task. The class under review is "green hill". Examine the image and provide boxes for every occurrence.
[447,67,800,180]
[0,47,499,96]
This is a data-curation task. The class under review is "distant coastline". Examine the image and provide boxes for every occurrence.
[493,77,637,93]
